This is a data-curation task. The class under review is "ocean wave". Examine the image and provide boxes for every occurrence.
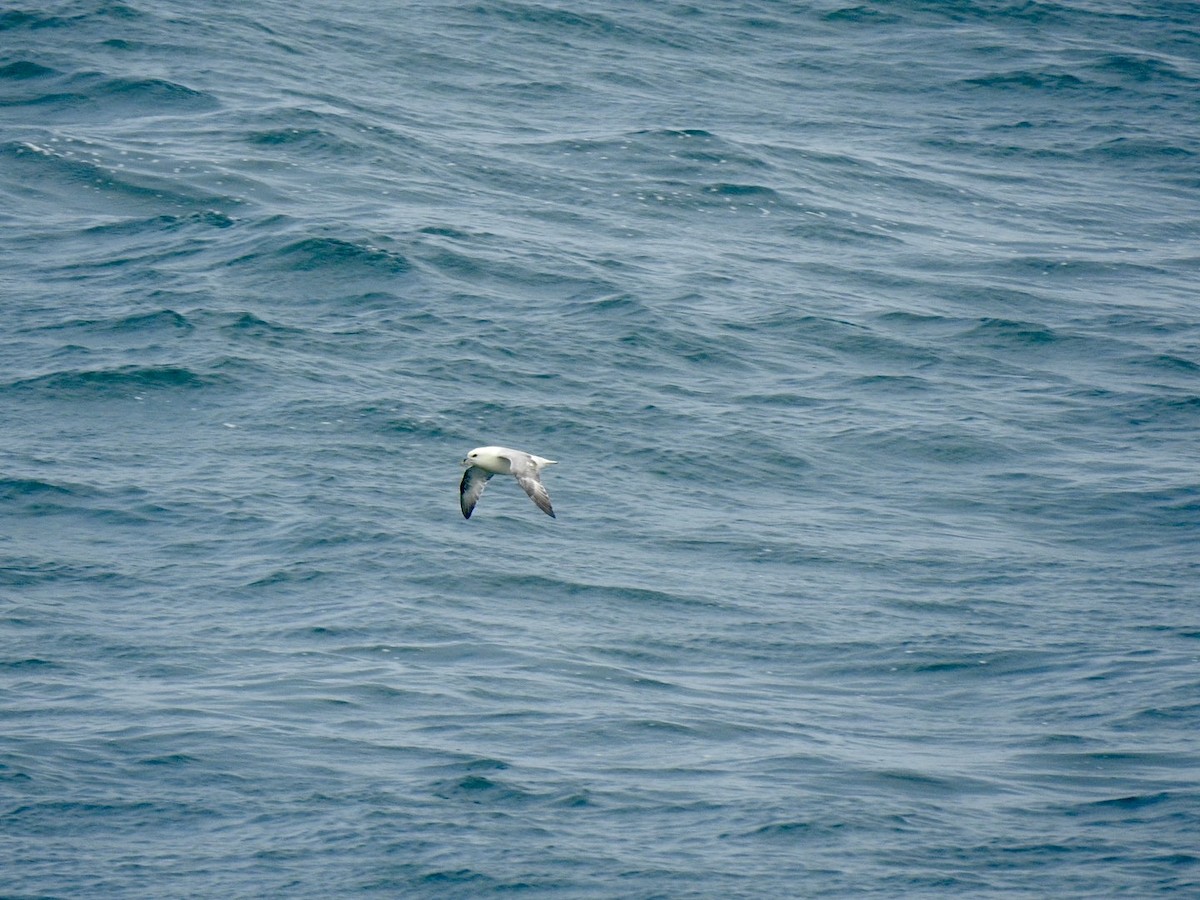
[229,235,411,276]
[5,364,222,397]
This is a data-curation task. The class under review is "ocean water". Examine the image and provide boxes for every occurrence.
[2,0,1199,896]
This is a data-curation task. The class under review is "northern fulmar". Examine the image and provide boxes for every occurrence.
[460,446,557,519]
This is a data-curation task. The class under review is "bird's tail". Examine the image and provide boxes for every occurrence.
[531,455,557,468]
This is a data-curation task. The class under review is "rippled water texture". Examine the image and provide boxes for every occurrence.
[2,1,1198,896]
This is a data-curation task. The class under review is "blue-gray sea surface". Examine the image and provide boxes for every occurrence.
[3,1,1199,897]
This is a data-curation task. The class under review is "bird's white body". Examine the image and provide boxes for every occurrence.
[460,446,557,519]
[464,446,556,476]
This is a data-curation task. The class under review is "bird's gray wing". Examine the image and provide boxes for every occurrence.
[510,458,555,518]
[460,466,494,519]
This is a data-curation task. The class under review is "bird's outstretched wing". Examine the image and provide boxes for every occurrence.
[511,458,555,518]
[459,466,493,519]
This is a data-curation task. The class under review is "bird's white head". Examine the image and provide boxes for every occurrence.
[462,446,512,474]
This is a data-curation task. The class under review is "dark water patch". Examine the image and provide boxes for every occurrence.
[955,317,1121,361]
[941,284,1057,319]
[109,308,193,333]
[0,59,57,79]
[0,560,132,588]
[744,817,843,838]
[961,317,1060,345]
[5,797,217,839]
[430,772,536,805]
[80,210,237,236]
[94,74,214,108]
[475,3,621,36]
[419,569,723,612]
[618,127,772,174]
[844,373,933,395]
[1,657,59,671]
[0,477,75,501]
[1127,350,1200,378]
[0,10,68,30]
[829,422,1018,468]
[418,868,494,888]
[1111,394,1200,431]
[564,292,666,326]
[1085,136,1195,161]
[37,308,194,339]
[823,6,903,25]
[0,141,235,213]
[987,255,1174,284]
[702,182,782,199]
[246,565,332,589]
[960,69,1091,92]
[238,236,411,276]
[736,312,867,344]
[1091,484,1200,530]
[0,481,174,528]
[217,311,306,340]
[873,310,968,332]
[412,240,614,299]
[825,327,944,368]
[138,752,201,767]
[629,324,760,371]
[2,69,217,119]
[240,111,378,160]
[246,127,340,148]
[416,225,470,239]
[6,364,221,398]
[1112,696,1200,729]
[1070,791,1180,814]
[1086,53,1195,85]
[729,388,828,409]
